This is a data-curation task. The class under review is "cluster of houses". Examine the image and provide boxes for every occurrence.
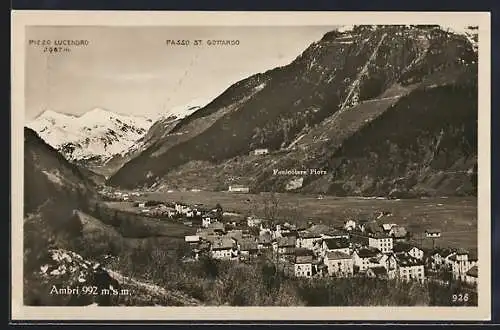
[183,213,479,287]
[129,200,222,226]
[98,188,142,202]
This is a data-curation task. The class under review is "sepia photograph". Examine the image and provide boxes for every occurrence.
[11,11,491,321]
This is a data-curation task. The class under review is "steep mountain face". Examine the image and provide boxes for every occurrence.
[23,128,202,306]
[108,25,478,197]
[24,127,96,215]
[24,127,97,304]
[26,108,153,168]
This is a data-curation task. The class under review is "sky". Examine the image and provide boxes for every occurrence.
[25,25,339,121]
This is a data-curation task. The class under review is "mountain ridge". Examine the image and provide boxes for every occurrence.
[103,25,478,197]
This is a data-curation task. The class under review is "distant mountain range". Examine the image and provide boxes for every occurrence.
[26,108,153,167]
[26,99,212,176]
[105,24,478,198]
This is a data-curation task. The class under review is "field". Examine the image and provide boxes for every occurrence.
[92,201,196,239]
[143,191,478,252]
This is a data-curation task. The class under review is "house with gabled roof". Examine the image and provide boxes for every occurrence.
[378,252,398,279]
[322,237,350,256]
[208,221,225,234]
[393,242,424,260]
[276,236,296,255]
[368,233,393,253]
[381,223,397,232]
[296,231,322,250]
[395,253,425,282]
[425,228,441,238]
[451,249,478,281]
[366,265,388,279]
[465,265,478,286]
[324,251,353,277]
[352,247,382,272]
[210,237,237,260]
[238,238,259,256]
[344,219,357,231]
[428,247,456,270]
[257,232,273,250]
[294,255,313,278]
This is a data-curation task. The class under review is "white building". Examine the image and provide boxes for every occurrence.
[425,229,441,238]
[228,185,250,193]
[202,217,215,228]
[296,232,322,250]
[343,220,357,231]
[184,235,200,244]
[465,265,478,286]
[211,246,233,260]
[393,243,424,260]
[451,250,478,281]
[368,235,393,254]
[352,248,382,272]
[429,248,456,270]
[324,251,354,277]
[251,148,269,156]
[395,254,425,282]
[294,255,313,278]
[175,203,191,215]
[378,253,398,279]
[211,238,237,260]
[247,217,263,227]
[381,223,397,232]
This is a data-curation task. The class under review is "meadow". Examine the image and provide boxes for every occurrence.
[144,191,477,252]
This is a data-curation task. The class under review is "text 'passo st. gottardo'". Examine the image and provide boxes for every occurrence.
[165,39,240,46]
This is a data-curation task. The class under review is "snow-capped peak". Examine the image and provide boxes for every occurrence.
[27,108,154,165]
[440,24,479,52]
[35,109,76,125]
[80,107,113,118]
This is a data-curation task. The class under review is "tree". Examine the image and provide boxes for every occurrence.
[263,192,280,221]
[215,203,223,221]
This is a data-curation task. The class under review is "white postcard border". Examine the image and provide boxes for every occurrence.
[11,10,492,321]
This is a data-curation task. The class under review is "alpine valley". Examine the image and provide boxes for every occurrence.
[106,25,478,198]
[21,23,480,308]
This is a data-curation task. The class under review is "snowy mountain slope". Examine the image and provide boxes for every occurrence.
[80,99,214,177]
[158,97,213,121]
[127,98,214,155]
[27,108,154,165]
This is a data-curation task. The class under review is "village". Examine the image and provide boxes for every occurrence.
[97,187,479,289]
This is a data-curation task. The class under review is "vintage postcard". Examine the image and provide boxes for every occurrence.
[11,11,491,321]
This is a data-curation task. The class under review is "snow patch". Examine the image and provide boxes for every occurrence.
[254,83,266,92]
[337,25,355,33]
[42,170,64,186]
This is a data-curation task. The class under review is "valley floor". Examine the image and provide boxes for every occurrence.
[140,191,477,252]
